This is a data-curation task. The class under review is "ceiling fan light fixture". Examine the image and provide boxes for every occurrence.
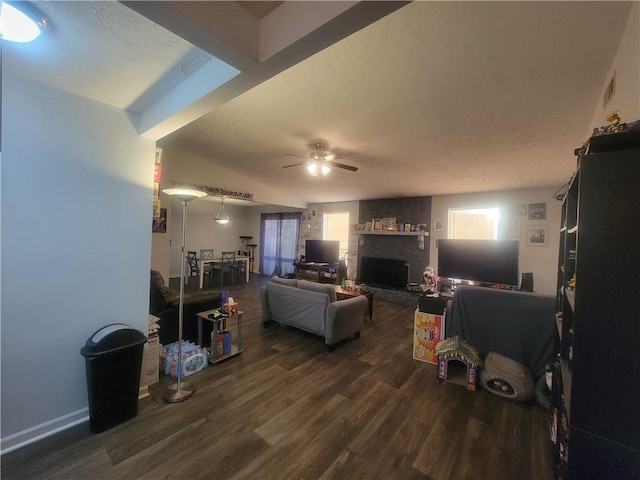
[214,197,230,224]
[307,162,318,176]
[320,164,331,176]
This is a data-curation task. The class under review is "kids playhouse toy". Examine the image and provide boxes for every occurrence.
[435,335,482,390]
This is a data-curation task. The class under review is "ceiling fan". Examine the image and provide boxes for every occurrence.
[282,142,358,176]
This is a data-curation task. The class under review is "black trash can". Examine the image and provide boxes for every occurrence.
[81,323,147,433]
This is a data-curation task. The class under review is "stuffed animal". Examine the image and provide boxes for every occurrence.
[423,266,437,292]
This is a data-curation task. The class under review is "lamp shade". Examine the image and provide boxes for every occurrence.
[0,1,47,43]
[163,188,206,203]
[215,197,230,224]
[306,161,330,177]
[307,162,318,176]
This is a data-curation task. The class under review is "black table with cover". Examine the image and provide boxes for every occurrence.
[446,285,558,379]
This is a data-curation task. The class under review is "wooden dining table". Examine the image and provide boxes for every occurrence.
[198,256,250,288]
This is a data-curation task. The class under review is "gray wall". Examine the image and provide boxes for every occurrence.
[1,71,155,452]
[358,197,432,284]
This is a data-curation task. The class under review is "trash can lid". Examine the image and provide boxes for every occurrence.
[81,323,147,358]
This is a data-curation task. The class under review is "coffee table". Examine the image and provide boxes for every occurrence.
[334,285,373,321]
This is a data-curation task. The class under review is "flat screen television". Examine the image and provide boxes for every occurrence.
[304,239,340,265]
[437,239,519,287]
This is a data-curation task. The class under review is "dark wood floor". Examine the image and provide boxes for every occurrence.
[2,274,555,479]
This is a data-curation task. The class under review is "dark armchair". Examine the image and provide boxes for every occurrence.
[150,270,221,346]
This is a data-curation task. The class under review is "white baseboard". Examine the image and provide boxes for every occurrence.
[138,385,149,399]
[2,388,153,455]
[1,408,89,455]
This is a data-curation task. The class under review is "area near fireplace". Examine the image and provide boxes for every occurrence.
[358,196,432,288]
[359,256,409,290]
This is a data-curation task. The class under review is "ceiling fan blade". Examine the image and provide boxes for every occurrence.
[284,153,308,159]
[331,162,358,172]
[282,162,306,169]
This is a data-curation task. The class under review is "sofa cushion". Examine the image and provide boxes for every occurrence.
[297,280,337,303]
[270,276,298,288]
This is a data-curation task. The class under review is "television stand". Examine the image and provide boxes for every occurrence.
[438,278,519,297]
[294,262,345,284]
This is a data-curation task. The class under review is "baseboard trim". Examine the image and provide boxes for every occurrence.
[1,408,89,455]
[139,385,149,399]
[2,388,152,455]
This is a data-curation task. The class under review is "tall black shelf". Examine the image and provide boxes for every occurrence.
[551,131,640,479]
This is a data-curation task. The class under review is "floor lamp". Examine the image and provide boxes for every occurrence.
[162,187,207,403]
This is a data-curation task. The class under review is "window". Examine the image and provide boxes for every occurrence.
[323,212,349,259]
[260,212,301,276]
[448,207,499,239]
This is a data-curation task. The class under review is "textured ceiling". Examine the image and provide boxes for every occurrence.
[4,1,634,206]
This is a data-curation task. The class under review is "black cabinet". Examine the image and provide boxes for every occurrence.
[552,131,640,479]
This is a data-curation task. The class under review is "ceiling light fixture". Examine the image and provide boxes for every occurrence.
[215,197,230,224]
[0,1,48,43]
[306,161,331,177]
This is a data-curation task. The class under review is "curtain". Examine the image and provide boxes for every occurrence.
[260,212,301,277]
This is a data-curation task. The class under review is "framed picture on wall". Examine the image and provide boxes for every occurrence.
[434,219,444,231]
[528,202,547,220]
[527,225,548,246]
[152,208,167,233]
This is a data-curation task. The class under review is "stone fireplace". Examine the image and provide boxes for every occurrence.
[358,197,432,286]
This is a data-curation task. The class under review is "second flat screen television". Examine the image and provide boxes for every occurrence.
[304,239,340,265]
[437,239,519,287]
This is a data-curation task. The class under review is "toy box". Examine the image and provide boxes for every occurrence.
[413,309,444,365]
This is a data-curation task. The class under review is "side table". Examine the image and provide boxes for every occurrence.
[195,309,244,364]
[334,286,373,321]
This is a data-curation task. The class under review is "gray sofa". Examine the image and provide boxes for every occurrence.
[260,277,367,351]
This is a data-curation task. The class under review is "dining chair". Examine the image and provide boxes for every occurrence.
[199,249,215,281]
[216,251,238,286]
[234,250,248,277]
[185,251,200,286]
